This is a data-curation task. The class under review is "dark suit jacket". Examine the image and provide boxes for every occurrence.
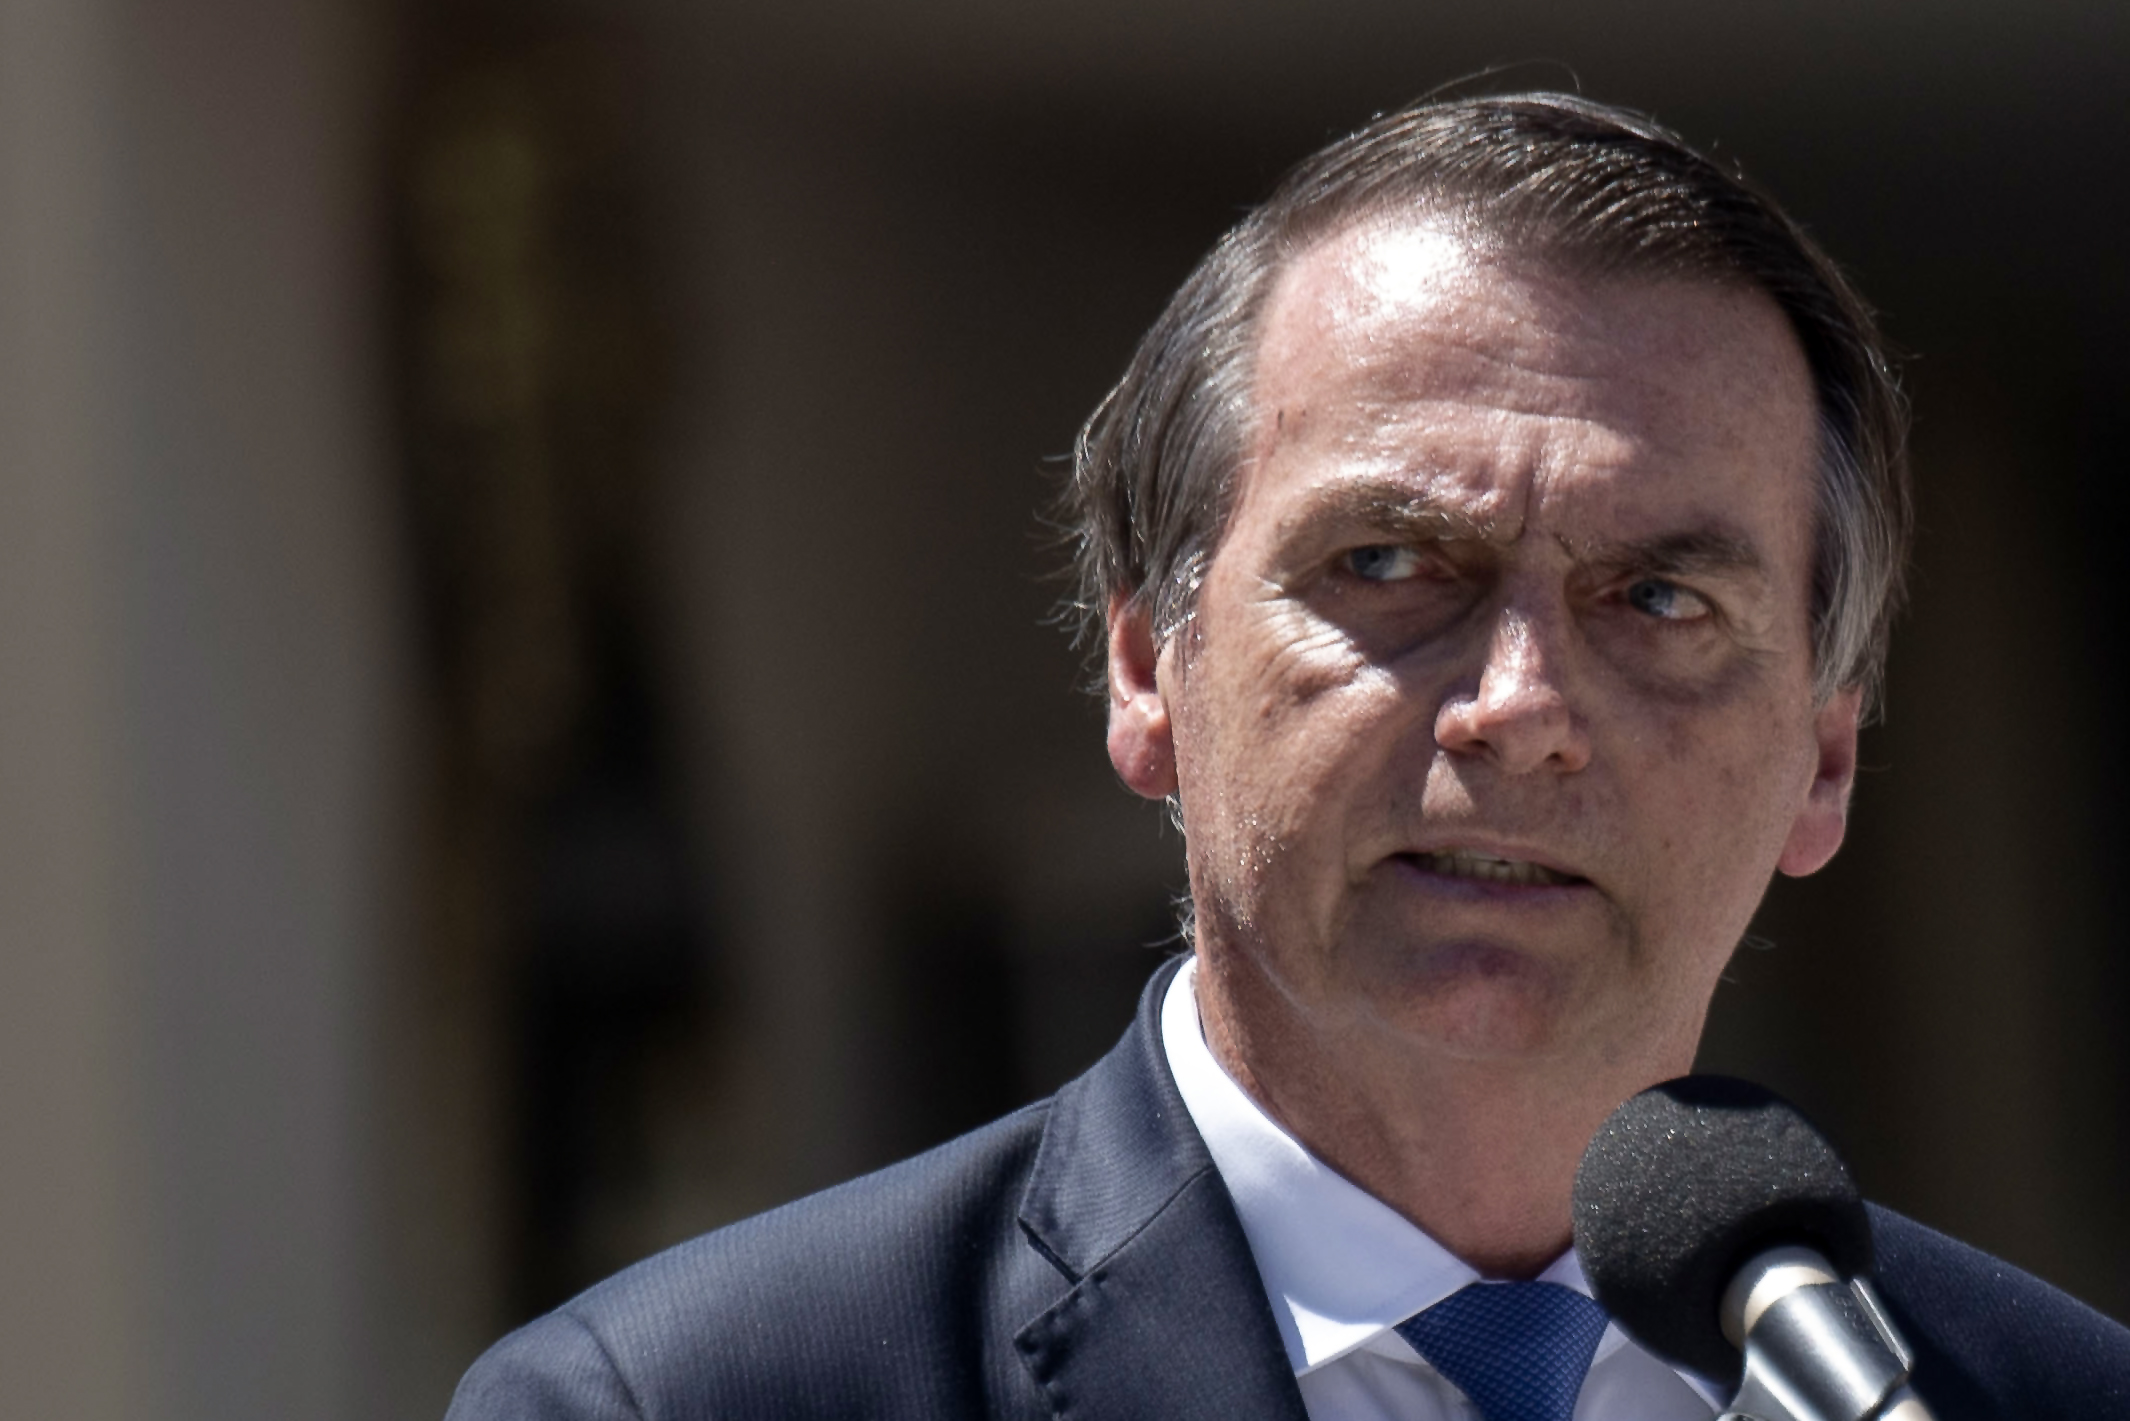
[447,957,2130,1420]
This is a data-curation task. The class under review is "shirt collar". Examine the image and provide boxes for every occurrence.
[1159,957,1675,1386]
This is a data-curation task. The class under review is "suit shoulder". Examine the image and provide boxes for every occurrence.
[449,1099,1060,1420]
[576,1096,1055,1323]
[446,1307,643,1421]
[1868,1203,2130,1418]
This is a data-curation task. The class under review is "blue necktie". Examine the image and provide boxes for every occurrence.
[1394,1281,1610,1421]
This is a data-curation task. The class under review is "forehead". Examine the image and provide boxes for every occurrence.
[1241,218,1820,561]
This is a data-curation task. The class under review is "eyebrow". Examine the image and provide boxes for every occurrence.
[1283,478,1772,580]
[1574,528,1769,580]
[1281,480,1501,544]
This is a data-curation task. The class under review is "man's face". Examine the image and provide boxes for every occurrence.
[1108,219,1860,1077]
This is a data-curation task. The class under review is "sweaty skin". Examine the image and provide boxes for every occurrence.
[1105,218,1860,1277]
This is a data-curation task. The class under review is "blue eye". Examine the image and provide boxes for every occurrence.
[1347,545,1423,581]
[1626,578,1703,620]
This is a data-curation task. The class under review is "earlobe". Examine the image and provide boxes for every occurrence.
[1776,686,1863,877]
[1105,594,1178,799]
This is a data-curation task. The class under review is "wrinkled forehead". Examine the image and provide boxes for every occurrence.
[1258,215,1809,430]
[1236,215,1823,568]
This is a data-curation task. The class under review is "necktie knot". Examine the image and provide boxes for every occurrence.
[1394,1281,1609,1421]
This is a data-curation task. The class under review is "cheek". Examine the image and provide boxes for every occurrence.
[1632,705,1817,908]
[1182,602,1377,764]
[1173,639,1415,878]
[1243,601,1376,707]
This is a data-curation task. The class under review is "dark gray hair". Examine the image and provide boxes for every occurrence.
[1064,92,1911,715]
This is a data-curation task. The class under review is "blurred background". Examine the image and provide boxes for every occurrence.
[5,0,2129,1416]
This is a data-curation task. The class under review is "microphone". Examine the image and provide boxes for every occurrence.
[1571,1076,1936,1421]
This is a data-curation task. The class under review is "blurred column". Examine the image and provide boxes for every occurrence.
[0,5,142,1417]
[0,0,408,1416]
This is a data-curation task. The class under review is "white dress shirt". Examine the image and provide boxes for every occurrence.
[1160,958,1724,1421]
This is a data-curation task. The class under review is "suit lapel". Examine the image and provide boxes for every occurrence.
[1013,957,1308,1421]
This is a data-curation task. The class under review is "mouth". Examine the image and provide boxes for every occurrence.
[1400,848,1587,888]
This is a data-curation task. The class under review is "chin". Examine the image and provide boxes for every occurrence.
[1363,939,1579,1060]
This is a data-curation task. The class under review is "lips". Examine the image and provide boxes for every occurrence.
[1402,848,1586,887]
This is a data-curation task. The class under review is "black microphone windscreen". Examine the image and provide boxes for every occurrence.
[1571,1075,1873,1385]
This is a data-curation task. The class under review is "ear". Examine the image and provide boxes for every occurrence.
[1105,593,1178,799]
[1776,686,1863,877]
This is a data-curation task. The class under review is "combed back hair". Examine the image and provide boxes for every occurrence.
[1063,91,1911,716]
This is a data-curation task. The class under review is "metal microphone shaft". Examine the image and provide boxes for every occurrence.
[1716,1245,1937,1421]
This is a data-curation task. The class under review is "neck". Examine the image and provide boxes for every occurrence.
[1192,951,1699,1280]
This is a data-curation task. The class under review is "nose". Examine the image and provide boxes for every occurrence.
[1433,607,1592,774]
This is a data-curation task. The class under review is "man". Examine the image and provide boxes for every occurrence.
[447,93,2130,1420]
